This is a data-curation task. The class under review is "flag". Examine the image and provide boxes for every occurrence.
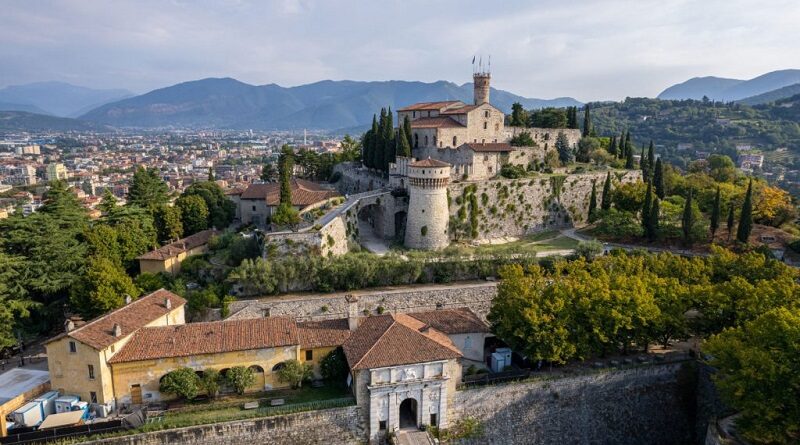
[472,55,476,64]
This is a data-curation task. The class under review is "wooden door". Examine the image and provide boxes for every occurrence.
[131,384,143,405]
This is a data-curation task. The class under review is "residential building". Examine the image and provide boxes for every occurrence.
[137,229,218,275]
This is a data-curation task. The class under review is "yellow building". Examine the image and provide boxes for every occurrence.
[137,229,218,275]
[44,289,186,410]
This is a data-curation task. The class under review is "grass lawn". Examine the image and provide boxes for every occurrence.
[401,230,580,260]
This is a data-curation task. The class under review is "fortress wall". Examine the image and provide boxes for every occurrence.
[504,127,583,149]
[452,362,696,445]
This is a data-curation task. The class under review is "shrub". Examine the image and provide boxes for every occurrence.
[199,369,221,399]
[226,366,255,395]
[500,164,526,179]
[276,359,314,389]
[320,347,349,385]
[575,239,604,260]
[160,367,200,401]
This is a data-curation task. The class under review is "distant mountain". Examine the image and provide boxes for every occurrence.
[0,82,132,117]
[0,101,49,115]
[81,78,581,131]
[738,83,800,106]
[657,69,800,102]
[0,111,112,132]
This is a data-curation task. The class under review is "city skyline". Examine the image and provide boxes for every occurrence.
[2,0,799,101]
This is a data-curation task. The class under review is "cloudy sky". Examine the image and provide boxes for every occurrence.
[1,0,798,101]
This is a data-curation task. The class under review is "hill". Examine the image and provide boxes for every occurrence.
[80,77,581,131]
[657,69,800,102]
[0,81,132,117]
[738,83,800,105]
[0,111,112,132]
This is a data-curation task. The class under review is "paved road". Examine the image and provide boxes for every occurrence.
[396,430,434,445]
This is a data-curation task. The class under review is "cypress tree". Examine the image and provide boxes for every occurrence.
[682,190,694,245]
[737,179,753,243]
[588,181,598,222]
[647,140,655,172]
[710,186,721,239]
[640,144,647,177]
[624,131,632,160]
[617,131,625,159]
[601,172,612,210]
[402,116,413,156]
[377,108,388,171]
[726,204,735,242]
[383,107,395,171]
[625,142,635,169]
[208,167,215,181]
[278,145,294,205]
[608,136,617,157]
[649,197,660,241]
[366,114,378,169]
[642,180,653,232]
[398,121,412,157]
[653,158,665,199]
[582,104,592,137]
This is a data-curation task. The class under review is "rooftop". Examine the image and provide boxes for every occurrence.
[137,229,218,261]
[409,116,465,129]
[297,318,351,349]
[407,308,489,335]
[409,158,451,168]
[397,101,464,112]
[239,179,339,207]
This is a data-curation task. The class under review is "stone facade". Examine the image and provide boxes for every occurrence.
[405,161,451,250]
[452,362,696,445]
[504,126,582,150]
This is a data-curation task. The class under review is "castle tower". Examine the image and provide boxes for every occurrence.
[404,158,451,250]
[473,72,491,105]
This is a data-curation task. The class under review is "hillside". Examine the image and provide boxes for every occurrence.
[0,111,112,132]
[80,77,581,131]
[738,83,800,105]
[0,81,132,117]
[657,69,800,102]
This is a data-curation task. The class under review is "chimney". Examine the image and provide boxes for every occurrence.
[124,294,132,305]
[64,319,75,333]
[346,294,360,331]
[165,298,172,310]
[112,323,122,337]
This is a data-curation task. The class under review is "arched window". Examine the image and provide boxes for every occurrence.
[484,110,489,118]
[272,362,285,372]
[424,135,428,146]
[249,365,265,374]
[414,133,419,148]
[452,136,457,146]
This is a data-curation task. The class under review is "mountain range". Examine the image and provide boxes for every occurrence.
[0,81,132,117]
[657,69,800,103]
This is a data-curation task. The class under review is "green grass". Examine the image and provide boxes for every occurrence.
[401,230,579,260]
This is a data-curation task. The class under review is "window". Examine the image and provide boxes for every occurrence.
[424,135,428,146]
[90,392,97,404]
[272,362,285,372]
[483,122,487,130]
[464,336,472,349]
[452,136,457,146]
[430,413,438,426]
[484,110,489,118]
[88,364,95,380]
[305,350,313,361]
[433,136,437,146]
[483,155,488,161]
[379,420,387,431]
[252,205,256,212]
[414,133,419,148]
[68,341,77,353]
[412,111,416,118]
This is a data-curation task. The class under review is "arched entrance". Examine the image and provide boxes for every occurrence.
[399,398,418,429]
[394,210,407,242]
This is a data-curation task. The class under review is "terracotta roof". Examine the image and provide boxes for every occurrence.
[298,319,351,348]
[137,229,218,261]
[398,101,464,112]
[410,117,465,129]
[48,289,186,351]
[409,158,450,168]
[407,308,489,335]
[109,317,298,363]
[239,179,339,207]
[462,142,513,153]
[342,313,461,370]
[440,105,479,115]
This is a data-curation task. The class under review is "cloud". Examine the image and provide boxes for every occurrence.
[0,0,798,100]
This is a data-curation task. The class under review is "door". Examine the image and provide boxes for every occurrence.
[130,384,143,405]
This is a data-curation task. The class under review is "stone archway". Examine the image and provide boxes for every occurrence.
[399,398,418,429]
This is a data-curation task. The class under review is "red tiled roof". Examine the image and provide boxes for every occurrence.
[407,308,489,335]
[440,105,479,115]
[108,317,298,363]
[342,313,461,370]
[410,158,450,168]
[240,179,339,207]
[137,229,218,261]
[398,101,463,112]
[47,289,186,351]
[462,143,513,153]
[410,117,465,129]
[298,319,351,349]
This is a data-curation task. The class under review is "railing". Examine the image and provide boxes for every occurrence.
[460,369,531,387]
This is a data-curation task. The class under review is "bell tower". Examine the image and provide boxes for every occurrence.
[473,72,490,105]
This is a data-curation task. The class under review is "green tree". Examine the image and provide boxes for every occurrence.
[737,180,754,243]
[710,187,721,239]
[199,369,221,399]
[0,253,36,349]
[727,204,736,242]
[181,181,235,229]
[588,181,598,223]
[99,189,118,215]
[276,359,313,389]
[510,102,528,127]
[176,195,209,235]
[556,132,572,165]
[703,307,800,444]
[509,131,535,147]
[601,173,612,210]
[320,347,349,385]
[653,158,665,199]
[623,131,632,160]
[153,205,183,244]
[160,367,201,401]
[70,256,141,318]
[613,181,647,212]
[127,167,169,208]
[279,145,294,205]
[607,135,617,157]
[582,104,592,137]
[625,140,635,169]
[207,167,215,181]
[261,163,277,182]
[226,366,256,395]
[641,180,653,233]
[530,108,567,128]
[648,197,660,241]
[398,116,412,157]
[576,137,598,163]
[682,190,694,246]
[271,203,300,229]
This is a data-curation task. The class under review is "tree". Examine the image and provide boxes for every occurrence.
[566,106,577,129]
[737,179,753,244]
[703,307,800,444]
[127,167,169,208]
[398,116,412,157]
[648,197,660,241]
[99,189,118,215]
[727,204,736,242]
[646,140,655,178]
[530,108,567,128]
[276,359,313,389]
[509,131,535,147]
[641,181,653,233]
[0,253,36,349]
[682,190,694,246]
[575,239,604,260]
[320,348,349,385]
[588,181,598,223]
[613,181,647,212]
[576,137,598,163]
[278,145,294,205]
[623,131,632,160]
[607,136,617,157]
[582,104,591,137]
[601,173,612,210]
[555,132,572,165]
[160,367,201,401]
[653,158,665,199]
[181,181,235,229]
[625,141,635,169]
[710,187,721,239]
[261,163,277,182]
[176,195,209,235]
[510,102,528,127]
[199,369,221,399]
[153,205,183,244]
[271,203,300,229]
[70,256,141,319]
[226,366,256,395]
[207,167,215,181]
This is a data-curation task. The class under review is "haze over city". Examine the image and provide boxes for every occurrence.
[2,0,799,100]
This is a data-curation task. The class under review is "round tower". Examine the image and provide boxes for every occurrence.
[404,158,451,250]
[473,72,491,105]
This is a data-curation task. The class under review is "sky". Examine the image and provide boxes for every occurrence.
[1,0,799,101]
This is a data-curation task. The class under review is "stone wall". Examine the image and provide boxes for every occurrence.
[334,163,389,195]
[227,281,497,322]
[452,362,696,445]
[79,406,364,445]
[448,170,641,239]
[504,127,583,150]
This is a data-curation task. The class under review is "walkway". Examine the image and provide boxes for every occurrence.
[396,430,434,445]
[560,228,708,257]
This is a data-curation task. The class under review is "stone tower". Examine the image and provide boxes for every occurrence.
[473,72,491,105]
[404,158,451,250]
